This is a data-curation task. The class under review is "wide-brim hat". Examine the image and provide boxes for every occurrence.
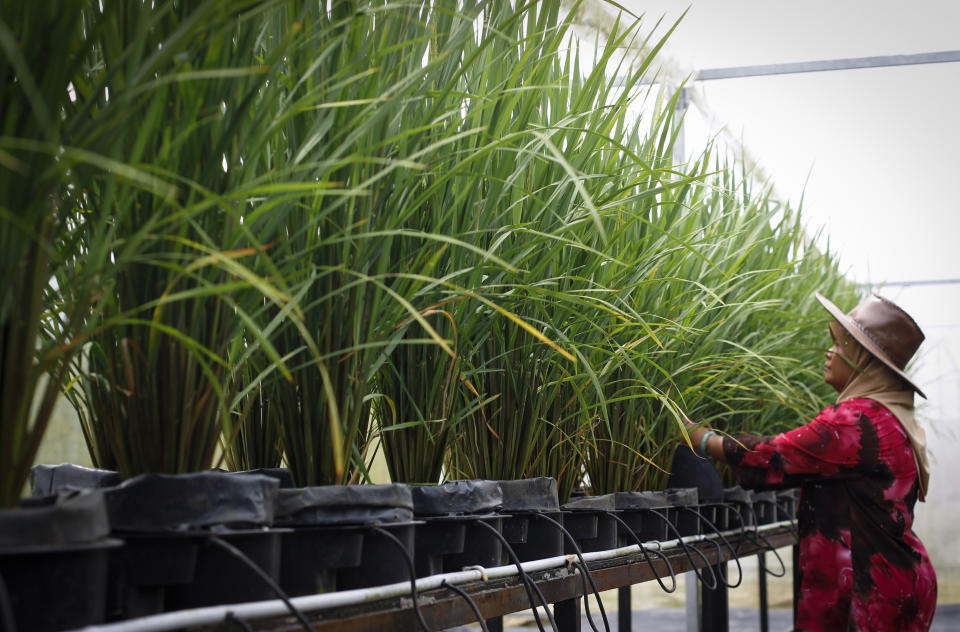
[815,292,926,398]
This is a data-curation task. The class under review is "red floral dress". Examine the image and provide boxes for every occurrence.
[722,397,937,632]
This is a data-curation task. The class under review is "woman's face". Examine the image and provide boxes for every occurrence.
[824,342,855,393]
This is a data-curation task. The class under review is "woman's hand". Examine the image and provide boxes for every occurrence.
[682,418,709,443]
[681,418,723,461]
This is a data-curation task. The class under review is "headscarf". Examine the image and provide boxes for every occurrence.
[829,321,930,501]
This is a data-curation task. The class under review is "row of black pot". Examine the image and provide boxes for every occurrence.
[0,464,800,632]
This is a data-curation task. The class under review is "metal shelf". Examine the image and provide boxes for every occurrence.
[230,525,797,632]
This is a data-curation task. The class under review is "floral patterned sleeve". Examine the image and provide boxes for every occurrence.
[722,401,864,488]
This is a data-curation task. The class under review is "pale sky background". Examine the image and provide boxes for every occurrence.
[613,0,960,585]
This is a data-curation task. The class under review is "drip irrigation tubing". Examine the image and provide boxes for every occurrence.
[602,510,678,593]
[66,520,796,632]
[225,612,256,632]
[731,505,788,578]
[471,518,557,632]
[207,536,313,632]
[370,526,432,632]
[678,507,743,588]
[647,508,718,590]
[440,580,489,632]
[532,513,610,632]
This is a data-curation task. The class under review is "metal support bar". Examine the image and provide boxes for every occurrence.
[618,586,632,632]
[617,50,960,87]
[555,597,581,632]
[793,544,801,630]
[758,552,769,632]
[700,562,728,632]
[685,571,699,632]
[694,50,960,81]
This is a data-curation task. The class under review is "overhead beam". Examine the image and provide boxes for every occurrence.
[695,50,960,81]
[618,50,960,86]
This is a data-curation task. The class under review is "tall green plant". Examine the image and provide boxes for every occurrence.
[0,1,100,506]
[57,0,304,477]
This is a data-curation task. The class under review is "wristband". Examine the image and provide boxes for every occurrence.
[699,430,717,457]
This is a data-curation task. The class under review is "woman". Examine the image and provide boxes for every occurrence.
[685,292,937,632]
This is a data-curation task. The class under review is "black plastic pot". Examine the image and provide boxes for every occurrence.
[104,471,281,617]
[442,516,505,572]
[665,488,700,537]
[721,486,754,530]
[668,445,723,498]
[561,494,617,554]
[275,483,415,593]
[613,491,671,543]
[336,522,418,590]
[30,463,122,496]
[0,490,121,632]
[776,488,800,521]
[752,490,778,525]
[668,445,727,533]
[232,467,295,489]
[277,526,363,595]
[498,478,563,562]
[411,480,503,577]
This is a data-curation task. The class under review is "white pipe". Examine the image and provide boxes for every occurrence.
[71,519,795,632]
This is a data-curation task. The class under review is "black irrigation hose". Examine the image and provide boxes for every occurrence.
[778,503,801,539]
[225,611,257,632]
[532,513,610,632]
[678,506,743,589]
[0,571,16,632]
[646,508,718,590]
[441,579,490,632]
[369,526,432,632]
[471,519,558,632]
[602,511,678,593]
[206,535,313,632]
[753,529,788,578]
[573,561,602,629]
[722,503,787,578]
[739,504,788,578]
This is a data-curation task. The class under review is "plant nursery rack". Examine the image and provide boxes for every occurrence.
[206,523,797,632]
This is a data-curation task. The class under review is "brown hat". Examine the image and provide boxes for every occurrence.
[815,292,926,398]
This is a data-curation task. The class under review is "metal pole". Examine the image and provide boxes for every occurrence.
[694,50,960,81]
[618,586,632,632]
[685,571,699,632]
[700,562,728,632]
[793,544,801,630]
[616,50,960,87]
[758,552,769,632]
[555,597,581,632]
[673,87,690,166]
